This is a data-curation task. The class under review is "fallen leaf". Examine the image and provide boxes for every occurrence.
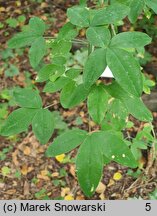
[12,150,19,166]
[61,187,70,197]
[21,165,34,176]
[6,189,16,195]
[51,172,59,177]
[23,146,31,155]
[96,182,106,194]
[37,170,50,181]
[76,195,85,200]
[69,164,76,177]
[99,193,106,200]
[23,181,30,196]
[107,179,115,187]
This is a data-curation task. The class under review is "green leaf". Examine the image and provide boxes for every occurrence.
[101,98,128,131]
[1,108,38,136]
[32,109,54,144]
[83,48,107,87]
[86,26,111,48]
[66,68,81,79]
[88,85,108,124]
[98,131,138,168]
[67,6,90,27]
[51,40,72,57]
[58,22,78,41]
[110,32,151,49]
[76,133,103,197]
[60,81,89,108]
[145,0,157,14]
[7,17,45,49]
[128,0,144,23]
[13,88,42,108]
[104,82,153,122]
[37,64,65,82]
[8,32,39,48]
[29,37,46,68]
[123,95,153,122]
[106,48,143,97]
[29,17,46,36]
[43,77,71,93]
[91,3,130,26]
[46,129,87,157]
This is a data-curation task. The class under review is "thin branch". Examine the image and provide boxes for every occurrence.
[44,102,59,109]
[44,36,88,45]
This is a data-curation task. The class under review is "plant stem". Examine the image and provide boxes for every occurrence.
[111,24,116,36]
[44,36,88,45]
[145,123,157,175]
[44,102,59,109]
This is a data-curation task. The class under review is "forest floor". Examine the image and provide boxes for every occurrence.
[0,0,157,200]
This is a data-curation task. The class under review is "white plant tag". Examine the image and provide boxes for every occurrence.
[101,66,114,78]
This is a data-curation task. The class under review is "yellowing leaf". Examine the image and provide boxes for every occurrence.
[64,194,74,200]
[113,172,122,181]
[55,154,65,163]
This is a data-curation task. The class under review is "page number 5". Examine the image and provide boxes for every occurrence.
[145,203,151,212]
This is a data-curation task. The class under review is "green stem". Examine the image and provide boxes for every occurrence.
[111,24,116,36]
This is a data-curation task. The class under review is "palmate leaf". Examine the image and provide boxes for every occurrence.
[76,133,103,197]
[46,129,87,157]
[106,47,143,97]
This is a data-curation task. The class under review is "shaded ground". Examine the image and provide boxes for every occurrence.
[0,0,157,200]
